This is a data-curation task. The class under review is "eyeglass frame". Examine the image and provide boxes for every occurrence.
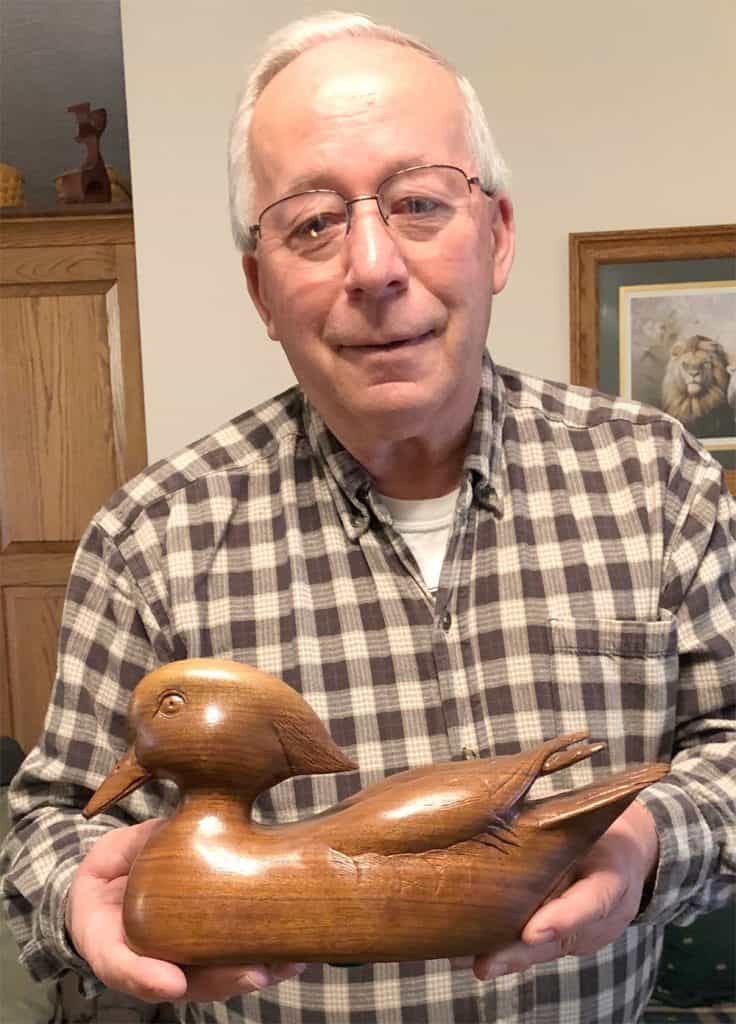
[247,163,496,249]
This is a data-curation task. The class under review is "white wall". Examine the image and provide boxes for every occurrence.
[120,0,736,462]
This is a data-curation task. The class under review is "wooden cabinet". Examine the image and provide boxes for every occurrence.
[0,210,147,752]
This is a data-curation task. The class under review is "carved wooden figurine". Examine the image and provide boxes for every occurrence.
[85,659,669,965]
[56,102,111,203]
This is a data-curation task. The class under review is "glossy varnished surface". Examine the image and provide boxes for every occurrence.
[85,659,669,965]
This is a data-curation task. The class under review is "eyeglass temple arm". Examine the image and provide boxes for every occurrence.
[468,175,496,198]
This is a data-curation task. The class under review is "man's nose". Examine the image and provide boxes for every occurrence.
[342,199,409,298]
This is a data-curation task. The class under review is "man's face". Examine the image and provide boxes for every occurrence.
[243,38,514,454]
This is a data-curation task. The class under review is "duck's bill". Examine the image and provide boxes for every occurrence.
[83,748,152,819]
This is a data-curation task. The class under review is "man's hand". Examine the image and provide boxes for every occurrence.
[454,800,660,982]
[66,820,306,1003]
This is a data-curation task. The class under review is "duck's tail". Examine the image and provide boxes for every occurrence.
[539,732,607,776]
[522,762,669,830]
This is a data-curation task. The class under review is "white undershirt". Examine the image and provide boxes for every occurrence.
[376,488,460,593]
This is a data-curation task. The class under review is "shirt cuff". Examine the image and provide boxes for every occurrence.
[19,854,105,999]
[633,784,717,926]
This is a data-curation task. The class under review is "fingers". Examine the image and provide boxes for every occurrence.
[68,822,188,1002]
[93,942,188,1003]
[466,865,640,981]
[448,956,475,970]
[471,937,559,982]
[184,962,307,1002]
[68,826,308,1004]
[521,868,628,946]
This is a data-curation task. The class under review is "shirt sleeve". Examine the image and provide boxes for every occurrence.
[0,519,175,993]
[636,434,736,926]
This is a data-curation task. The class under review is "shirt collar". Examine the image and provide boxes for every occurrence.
[465,349,505,516]
[301,349,506,538]
[302,400,373,539]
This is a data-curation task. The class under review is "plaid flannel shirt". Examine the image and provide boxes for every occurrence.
[2,353,735,1024]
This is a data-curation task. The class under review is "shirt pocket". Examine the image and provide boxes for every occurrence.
[546,611,678,772]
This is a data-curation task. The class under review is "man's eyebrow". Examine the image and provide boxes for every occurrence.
[280,157,437,196]
[280,173,330,195]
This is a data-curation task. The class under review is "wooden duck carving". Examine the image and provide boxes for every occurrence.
[84,659,669,966]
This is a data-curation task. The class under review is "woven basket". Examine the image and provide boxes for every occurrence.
[0,163,25,207]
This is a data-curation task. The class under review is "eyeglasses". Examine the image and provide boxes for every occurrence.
[249,164,494,261]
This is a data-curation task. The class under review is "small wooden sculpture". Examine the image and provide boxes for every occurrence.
[56,102,111,203]
[85,659,669,966]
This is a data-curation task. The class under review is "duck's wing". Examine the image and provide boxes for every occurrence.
[520,763,669,829]
[292,761,490,855]
[306,735,606,857]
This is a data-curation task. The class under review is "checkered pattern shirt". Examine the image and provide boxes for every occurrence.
[2,353,735,1024]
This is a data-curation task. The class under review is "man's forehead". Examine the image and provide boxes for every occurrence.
[251,36,461,134]
[249,37,466,191]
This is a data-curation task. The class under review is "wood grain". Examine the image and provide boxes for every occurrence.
[0,209,135,248]
[0,551,75,587]
[0,599,10,740]
[0,245,116,284]
[114,245,148,480]
[0,290,119,545]
[85,659,669,965]
[3,587,65,752]
[0,212,147,750]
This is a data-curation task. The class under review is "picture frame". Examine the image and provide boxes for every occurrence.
[570,224,736,495]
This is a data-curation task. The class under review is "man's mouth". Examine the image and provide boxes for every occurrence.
[347,329,435,351]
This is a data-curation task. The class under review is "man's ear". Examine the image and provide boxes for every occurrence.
[242,253,280,340]
[490,194,515,295]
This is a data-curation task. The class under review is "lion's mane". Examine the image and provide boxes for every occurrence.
[661,334,730,425]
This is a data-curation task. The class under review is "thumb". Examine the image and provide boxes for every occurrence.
[522,869,625,944]
[83,819,165,881]
[96,938,189,1003]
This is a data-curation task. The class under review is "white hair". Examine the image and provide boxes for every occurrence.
[228,10,511,252]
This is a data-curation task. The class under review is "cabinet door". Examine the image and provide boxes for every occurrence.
[0,213,147,753]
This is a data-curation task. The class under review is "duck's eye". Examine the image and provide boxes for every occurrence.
[158,692,186,717]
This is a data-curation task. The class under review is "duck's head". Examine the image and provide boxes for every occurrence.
[84,659,357,818]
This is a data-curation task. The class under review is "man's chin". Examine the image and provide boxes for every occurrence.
[340,389,448,446]
[352,380,432,419]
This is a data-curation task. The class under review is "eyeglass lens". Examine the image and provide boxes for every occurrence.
[259,165,474,260]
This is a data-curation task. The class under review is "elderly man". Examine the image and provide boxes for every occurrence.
[2,11,734,1024]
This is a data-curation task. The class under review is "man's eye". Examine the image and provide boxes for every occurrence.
[292,213,341,241]
[393,195,441,216]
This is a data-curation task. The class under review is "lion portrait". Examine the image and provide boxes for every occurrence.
[661,334,735,437]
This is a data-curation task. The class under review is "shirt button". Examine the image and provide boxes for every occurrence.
[440,610,452,631]
[474,481,494,505]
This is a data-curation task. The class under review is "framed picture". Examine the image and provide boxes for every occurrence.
[570,224,736,494]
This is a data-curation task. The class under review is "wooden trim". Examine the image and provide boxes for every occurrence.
[0,596,11,741]
[0,552,75,587]
[569,223,736,496]
[1,280,114,298]
[570,224,736,387]
[0,203,132,220]
[0,211,134,248]
[0,245,118,284]
[3,586,65,753]
[115,243,148,476]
